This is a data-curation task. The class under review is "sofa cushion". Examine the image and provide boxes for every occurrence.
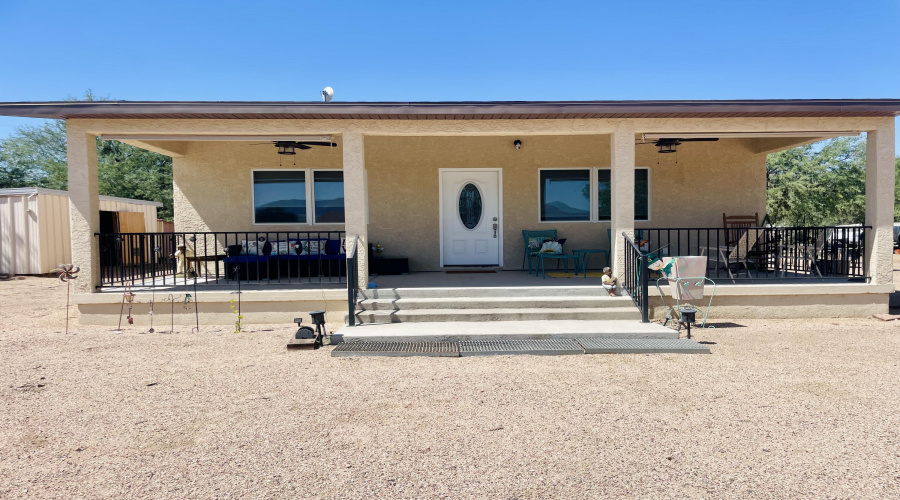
[325,239,342,255]
[296,238,328,255]
[240,240,272,256]
[269,241,293,256]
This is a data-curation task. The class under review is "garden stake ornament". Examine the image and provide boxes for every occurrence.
[192,278,200,332]
[148,289,156,333]
[53,264,80,335]
[115,287,136,334]
[167,294,181,334]
[184,277,200,333]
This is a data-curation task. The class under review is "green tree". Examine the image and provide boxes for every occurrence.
[98,140,173,220]
[0,92,173,220]
[766,136,872,226]
[0,119,68,189]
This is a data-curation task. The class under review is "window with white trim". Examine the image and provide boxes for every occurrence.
[539,168,650,222]
[252,169,344,225]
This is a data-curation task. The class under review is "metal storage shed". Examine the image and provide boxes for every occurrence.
[0,187,163,275]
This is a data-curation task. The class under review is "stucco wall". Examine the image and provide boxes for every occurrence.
[171,135,765,271]
[364,135,765,271]
[173,141,344,235]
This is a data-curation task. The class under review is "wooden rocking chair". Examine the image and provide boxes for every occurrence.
[723,212,759,246]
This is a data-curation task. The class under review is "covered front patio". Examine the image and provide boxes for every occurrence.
[1,99,895,325]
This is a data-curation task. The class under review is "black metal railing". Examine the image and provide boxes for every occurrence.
[634,226,869,281]
[95,231,348,288]
[346,235,360,326]
[622,232,650,323]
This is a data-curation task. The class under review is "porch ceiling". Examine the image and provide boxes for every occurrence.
[1,99,899,120]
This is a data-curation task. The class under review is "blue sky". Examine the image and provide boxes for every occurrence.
[1,0,897,148]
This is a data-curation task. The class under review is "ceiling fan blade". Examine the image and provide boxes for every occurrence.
[296,144,312,150]
[295,141,338,147]
[678,138,719,142]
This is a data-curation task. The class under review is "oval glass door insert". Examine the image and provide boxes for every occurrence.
[458,183,483,229]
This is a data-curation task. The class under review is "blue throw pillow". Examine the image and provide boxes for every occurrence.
[325,239,341,255]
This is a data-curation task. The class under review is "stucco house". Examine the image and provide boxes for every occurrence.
[0,99,896,333]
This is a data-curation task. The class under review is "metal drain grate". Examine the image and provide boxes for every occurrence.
[576,338,710,354]
[458,339,584,357]
[332,341,460,357]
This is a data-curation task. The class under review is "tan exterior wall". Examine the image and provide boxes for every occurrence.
[66,115,894,297]
[171,135,765,272]
[650,284,892,319]
[365,135,765,271]
[75,289,348,326]
[173,141,344,235]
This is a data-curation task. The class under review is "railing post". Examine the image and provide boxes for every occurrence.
[347,254,356,327]
[639,251,649,323]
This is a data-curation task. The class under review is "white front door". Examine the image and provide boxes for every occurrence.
[441,169,501,266]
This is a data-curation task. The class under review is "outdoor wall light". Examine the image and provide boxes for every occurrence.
[513,139,522,150]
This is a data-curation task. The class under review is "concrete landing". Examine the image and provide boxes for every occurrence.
[332,320,677,343]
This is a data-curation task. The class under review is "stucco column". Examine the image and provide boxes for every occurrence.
[66,125,100,293]
[610,124,636,277]
[864,120,895,287]
[343,131,368,289]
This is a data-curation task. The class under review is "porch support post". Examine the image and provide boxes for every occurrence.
[343,131,369,289]
[864,120,895,288]
[610,124,636,277]
[66,124,100,293]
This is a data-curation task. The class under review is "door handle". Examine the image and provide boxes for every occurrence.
[493,223,498,238]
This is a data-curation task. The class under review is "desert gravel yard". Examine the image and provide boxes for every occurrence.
[1,276,900,499]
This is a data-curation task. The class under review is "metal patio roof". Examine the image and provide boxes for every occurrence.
[0,99,898,120]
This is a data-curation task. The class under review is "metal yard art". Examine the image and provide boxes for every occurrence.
[166,294,181,334]
[114,286,136,334]
[53,264,80,334]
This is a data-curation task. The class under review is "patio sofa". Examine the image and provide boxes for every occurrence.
[223,238,346,280]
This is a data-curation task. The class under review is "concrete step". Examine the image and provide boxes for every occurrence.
[358,295,629,311]
[359,286,619,300]
[354,307,641,324]
[333,320,677,342]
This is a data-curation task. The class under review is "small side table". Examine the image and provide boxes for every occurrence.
[186,254,226,280]
[572,249,609,277]
[370,257,409,275]
[538,253,582,279]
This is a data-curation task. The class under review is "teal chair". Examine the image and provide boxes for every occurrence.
[573,230,612,274]
[522,229,558,274]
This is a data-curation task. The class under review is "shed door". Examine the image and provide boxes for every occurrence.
[117,212,147,265]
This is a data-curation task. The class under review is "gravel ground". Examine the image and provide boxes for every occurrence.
[1,274,900,499]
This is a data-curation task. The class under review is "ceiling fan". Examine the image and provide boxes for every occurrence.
[636,137,719,154]
[250,140,338,155]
